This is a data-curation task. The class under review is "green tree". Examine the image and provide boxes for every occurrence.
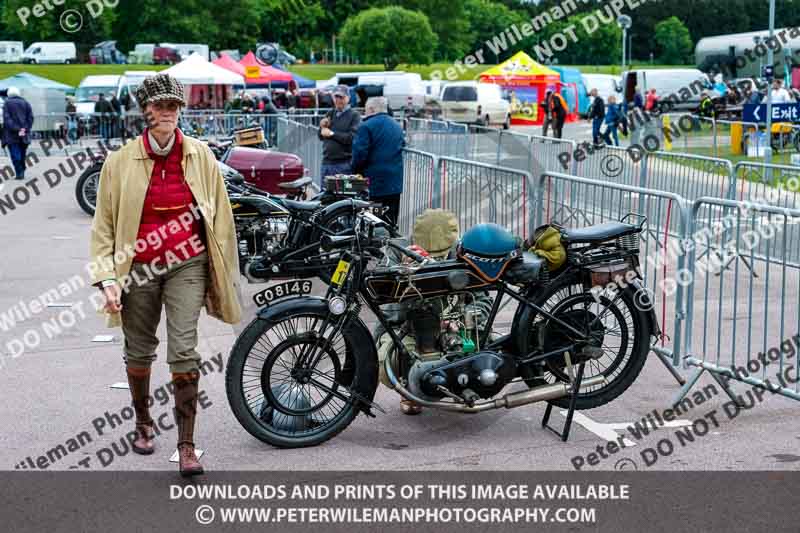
[464,0,524,63]
[403,0,472,60]
[339,6,436,69]
[3,0,114,52]
[654,16,693,64]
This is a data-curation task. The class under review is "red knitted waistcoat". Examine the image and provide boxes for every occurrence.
[133,129,204,264]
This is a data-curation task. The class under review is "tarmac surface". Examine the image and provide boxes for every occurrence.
[1,148,798,474]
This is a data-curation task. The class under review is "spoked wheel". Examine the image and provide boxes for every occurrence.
[226,306,378,448]
[76,165,101,216]
[517,276,650,409]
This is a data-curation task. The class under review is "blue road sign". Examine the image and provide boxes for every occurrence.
[743,103,800,123]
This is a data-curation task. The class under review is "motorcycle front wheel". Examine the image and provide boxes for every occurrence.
[516,274,651,410]
[226,304,378,448]
[76,164,102,216]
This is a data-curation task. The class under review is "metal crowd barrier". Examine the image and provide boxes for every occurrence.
[276,118,322,185]
[438,156,533,240]
[676,197,800,403]
[536,171,692,377]
[398,149,439,237]
[406,118,469,159]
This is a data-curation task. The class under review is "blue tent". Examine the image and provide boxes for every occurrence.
[0,72,72,91]
[272,64,316,89]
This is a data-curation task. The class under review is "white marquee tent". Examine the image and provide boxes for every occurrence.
[162,53,245,86]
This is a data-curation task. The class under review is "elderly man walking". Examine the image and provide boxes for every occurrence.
[2,87,33,180]
[351,97,404,225]
[319,84,361,181]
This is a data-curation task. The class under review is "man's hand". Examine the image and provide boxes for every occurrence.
[102,284,122,313]
[320,117,330,128]
[320,127,333,138]
[18,128,26,137]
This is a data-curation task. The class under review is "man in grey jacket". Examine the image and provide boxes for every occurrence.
[319,84,361,181]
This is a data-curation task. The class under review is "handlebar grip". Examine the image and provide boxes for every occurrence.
[387,241,428,264]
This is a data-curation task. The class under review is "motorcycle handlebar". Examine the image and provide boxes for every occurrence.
[386,240,429,264]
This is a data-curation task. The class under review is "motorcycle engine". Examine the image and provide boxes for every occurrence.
[400,294,516,403]
[236,216,290,282]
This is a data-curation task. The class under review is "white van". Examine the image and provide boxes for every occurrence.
[160,43,209,61]
[357,73,425,112]
[623,68,719,111]
[440,81,511,128]
[22,42,76,64]
[113,71,159,111]
[75,75,122,115]
[0,41,24,63]
[582,73,622,103]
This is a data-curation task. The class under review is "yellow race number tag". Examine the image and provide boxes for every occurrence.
[330,260,351,286]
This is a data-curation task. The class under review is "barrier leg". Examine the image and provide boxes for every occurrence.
[708,369,745,406]
[652,347,686,385]
[671,367,705,408]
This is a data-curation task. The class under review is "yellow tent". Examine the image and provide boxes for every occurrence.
[479,52,562,125]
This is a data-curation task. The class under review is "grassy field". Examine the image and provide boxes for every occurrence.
[0,62,694,87]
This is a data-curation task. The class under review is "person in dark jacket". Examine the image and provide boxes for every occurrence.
[588,88,605,146]
[351,97,405,225]
[541,90,553,137]
[319,84,361,180]
[110,94,122,138]
[94,93,114,141]
[2,87,33,180]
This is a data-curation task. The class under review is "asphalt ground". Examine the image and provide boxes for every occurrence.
[0,153,798,475]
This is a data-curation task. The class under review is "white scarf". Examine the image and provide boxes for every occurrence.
[148,129,176,157]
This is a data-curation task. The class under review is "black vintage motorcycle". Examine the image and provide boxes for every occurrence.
[225,211,660,448]
[221,166,390,282]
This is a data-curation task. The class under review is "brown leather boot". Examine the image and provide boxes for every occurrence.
[127,365,155,455]
[172,371,204,477]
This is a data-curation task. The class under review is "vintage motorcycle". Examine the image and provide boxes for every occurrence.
[225,211,660,448]
[223,168,382,282]
[74,134,303,216]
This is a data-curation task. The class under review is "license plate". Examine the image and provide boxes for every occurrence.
[253,280,313,306]
[330,259,351,286]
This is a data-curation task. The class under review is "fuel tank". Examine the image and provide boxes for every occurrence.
[364,260,490,305]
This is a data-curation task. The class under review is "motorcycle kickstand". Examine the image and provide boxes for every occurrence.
[541,362,586,442]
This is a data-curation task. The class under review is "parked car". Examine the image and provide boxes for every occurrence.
[75,75,122,115]
[160,43,209,60]
[153,46,181,65]
[358,73,426,114]
[440,81,511,128]
[89,41,127,64]
[128,43,155,64]
[0,41,24,63]
[22,42,76,64]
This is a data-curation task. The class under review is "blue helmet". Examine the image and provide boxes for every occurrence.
[458,223,521,281]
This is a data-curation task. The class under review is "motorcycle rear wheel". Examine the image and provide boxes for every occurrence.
[516,274,651,410]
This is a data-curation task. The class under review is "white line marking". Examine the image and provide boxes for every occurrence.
[110,382,129,390]
[46,303,73,308]
[92,335,115,342]
[560,411,692,447]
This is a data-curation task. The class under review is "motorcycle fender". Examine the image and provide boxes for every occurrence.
[256,296,379,400]
[319,199,372,219]
[628,278,661,339]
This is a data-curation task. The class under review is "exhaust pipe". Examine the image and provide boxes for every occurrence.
[384,356,605,413]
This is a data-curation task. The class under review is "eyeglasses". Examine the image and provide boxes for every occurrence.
[333,94,347,99]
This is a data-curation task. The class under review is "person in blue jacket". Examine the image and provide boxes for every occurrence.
[351,96,405,225]
[602,95,622,146]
